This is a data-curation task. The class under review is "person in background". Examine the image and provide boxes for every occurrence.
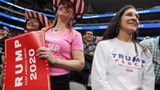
[36,0,85,90]
[140,36,160,90]
[25,10,51,32]
[91,5,155,90]
[82,30,96,89]
[0,25,10,90]
[70,30,96,88]
[0,26,9,66]
[0,26,9,39]
[82,30,96,85]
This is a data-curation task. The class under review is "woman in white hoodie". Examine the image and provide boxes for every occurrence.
[91,5,155,90]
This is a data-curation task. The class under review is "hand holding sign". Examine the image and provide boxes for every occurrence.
[36,47,58,64]
[3,31,50,90]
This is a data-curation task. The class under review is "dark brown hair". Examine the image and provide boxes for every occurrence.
[103,5,137,40]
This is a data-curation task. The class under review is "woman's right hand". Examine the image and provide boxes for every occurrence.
[36,47,57,64]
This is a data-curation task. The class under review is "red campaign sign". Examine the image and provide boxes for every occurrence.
[3,31,50,90]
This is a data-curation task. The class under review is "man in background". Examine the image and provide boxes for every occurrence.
[70,30,96,90]
[82,30,96,86]
[140,36,160,90]
[0,25,10,90]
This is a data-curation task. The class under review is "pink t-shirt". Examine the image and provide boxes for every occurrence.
[45,28,83,76]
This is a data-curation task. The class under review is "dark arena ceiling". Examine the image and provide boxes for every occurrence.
[0,0,160,37]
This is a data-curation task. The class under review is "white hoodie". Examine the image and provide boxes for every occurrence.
[91,38,155,90]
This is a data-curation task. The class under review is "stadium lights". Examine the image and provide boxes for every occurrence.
[1,0,160,19]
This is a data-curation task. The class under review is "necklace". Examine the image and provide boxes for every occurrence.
[54,29,58,32]
[53,28,58,32]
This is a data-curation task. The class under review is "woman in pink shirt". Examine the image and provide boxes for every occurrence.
[37,0,84,90]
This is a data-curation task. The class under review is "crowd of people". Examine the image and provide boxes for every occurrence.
[0,0,160,90]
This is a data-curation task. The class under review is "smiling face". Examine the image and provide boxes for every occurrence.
[26,18,41,32]
[84,31,93,42]
[119,8,139,34]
